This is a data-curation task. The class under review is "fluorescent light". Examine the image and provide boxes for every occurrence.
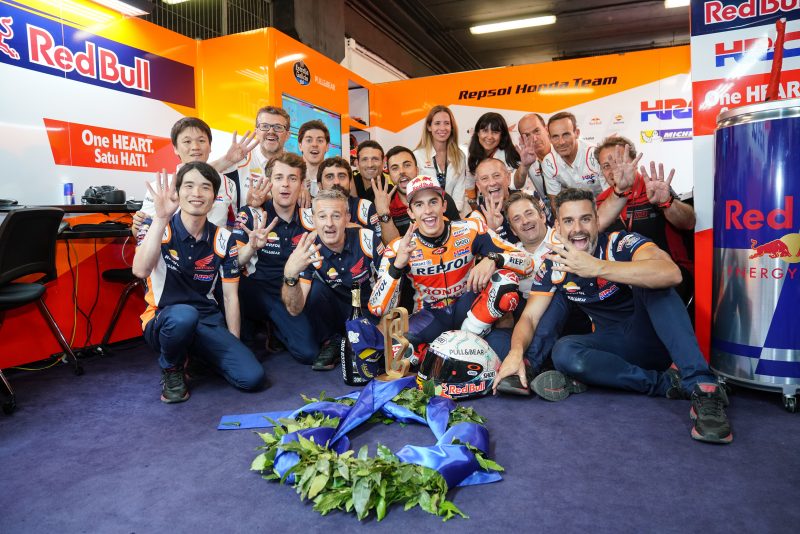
[470,15,556,35]
[91,0,152,16]
[665,0,691,8]
[163,0,190,5]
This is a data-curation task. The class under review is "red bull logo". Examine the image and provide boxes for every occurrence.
[749,238,793,259]
[725,196,794,230]
[28,25,150,92]
[0,16,19,60]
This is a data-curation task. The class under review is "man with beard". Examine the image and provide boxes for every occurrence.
[232,152,318,364]
[494,188,732,444]
[282,188,384,370]
[374,146,461,236]
[352,140,389,203]
[308,156,399,244]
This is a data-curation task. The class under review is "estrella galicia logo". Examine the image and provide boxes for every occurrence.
[293,61,310,85]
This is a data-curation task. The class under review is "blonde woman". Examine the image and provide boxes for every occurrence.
[413,105,472,213]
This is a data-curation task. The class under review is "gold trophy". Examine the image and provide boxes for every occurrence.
[376,308,414,381]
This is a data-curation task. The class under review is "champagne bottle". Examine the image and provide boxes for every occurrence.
[350,281,362,320]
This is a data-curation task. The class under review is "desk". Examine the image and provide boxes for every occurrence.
[1,205,143,368]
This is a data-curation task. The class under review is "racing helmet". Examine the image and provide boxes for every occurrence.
[417,330,500,400]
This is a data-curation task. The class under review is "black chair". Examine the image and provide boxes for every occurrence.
[0,208,83,415]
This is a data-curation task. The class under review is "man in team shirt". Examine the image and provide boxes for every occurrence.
[495,188,732,444]
[281,188,384,370]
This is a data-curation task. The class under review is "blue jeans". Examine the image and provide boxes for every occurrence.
[240,278,318,364]
[551,287,716,396]
[144,304,265,391]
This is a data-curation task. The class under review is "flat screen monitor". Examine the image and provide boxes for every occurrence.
[281,93,342,158]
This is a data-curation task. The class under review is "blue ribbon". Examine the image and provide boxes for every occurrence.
[220,376,501,489]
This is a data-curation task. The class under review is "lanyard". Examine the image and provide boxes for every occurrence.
[432,154,447,188]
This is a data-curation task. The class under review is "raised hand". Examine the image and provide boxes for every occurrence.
[392,222,417,270]
[297,186,312,209]
[224,130,259,165]
[544,237,601,279]
[516,133,538,168]
[284,231,320,278]
[371,174,397,216]
[480,198,505,230]
[246,174,271,208]
[640,161,675,206]
[609,144,642,193]
[243,214,278,250]
[144,169,179,220]
[493,352,528,394]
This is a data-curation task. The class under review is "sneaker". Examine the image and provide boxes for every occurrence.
[531,370,588,402]
[161,366,189,404]
[664,367,689,400]
[496,359,536,396]
[312,336,341,371]
[690,383,732,444]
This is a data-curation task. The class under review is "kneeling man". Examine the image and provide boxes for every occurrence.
[133,162,265,403]
[495,188,732,444]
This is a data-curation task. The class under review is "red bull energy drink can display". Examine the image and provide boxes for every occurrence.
[713,99,800,412]
[63,182,74,205]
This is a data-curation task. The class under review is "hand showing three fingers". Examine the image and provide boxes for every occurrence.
[545,237,601,279]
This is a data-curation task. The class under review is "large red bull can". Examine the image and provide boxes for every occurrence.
[713,99,800,412]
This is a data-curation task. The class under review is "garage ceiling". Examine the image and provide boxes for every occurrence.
[345,0,691,77]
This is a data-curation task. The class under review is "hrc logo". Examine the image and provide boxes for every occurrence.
[640,99,693,122]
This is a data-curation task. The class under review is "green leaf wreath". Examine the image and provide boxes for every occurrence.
[250,386,503,522]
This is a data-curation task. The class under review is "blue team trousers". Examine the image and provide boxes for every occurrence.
[239,278,318,364]
[551,286,716,396]
[144,304,265,391]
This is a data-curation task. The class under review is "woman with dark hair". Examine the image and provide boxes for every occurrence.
[467,112,521,177]
[413,105,472,213]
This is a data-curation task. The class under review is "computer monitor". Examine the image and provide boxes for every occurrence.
[281,93,342,158]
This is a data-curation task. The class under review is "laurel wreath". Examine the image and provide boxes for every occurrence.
[250,385,503,521]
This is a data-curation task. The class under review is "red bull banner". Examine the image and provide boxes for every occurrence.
[712,100,800,387]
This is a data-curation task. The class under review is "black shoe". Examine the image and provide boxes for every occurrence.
[664,367,689,400]
[161,366,189,404]
[312,336,341,371]
[496,359,536,396]
[690,383,732,444]
[531,370,588,402]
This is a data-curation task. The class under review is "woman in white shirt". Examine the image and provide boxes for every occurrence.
[413,105,472,213]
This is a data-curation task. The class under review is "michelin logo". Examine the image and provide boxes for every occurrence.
[640,128,692,143]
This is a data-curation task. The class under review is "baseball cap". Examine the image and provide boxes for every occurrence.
[406,175,444,203]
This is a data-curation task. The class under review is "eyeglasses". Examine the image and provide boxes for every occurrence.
[256,123,287,133]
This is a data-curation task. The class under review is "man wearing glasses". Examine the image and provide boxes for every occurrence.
[217,106,292,208]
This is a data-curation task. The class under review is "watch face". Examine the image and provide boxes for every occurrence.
[379,214,390,223]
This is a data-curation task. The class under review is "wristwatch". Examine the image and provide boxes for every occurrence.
[378,213,391,223]
[283,276,299,287]
[486,252,504,269]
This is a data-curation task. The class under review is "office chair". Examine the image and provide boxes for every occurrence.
[0,208,84,415]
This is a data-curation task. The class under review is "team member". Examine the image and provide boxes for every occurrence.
[594,136,696,300]
[297,120,329,198]
[374,146,461,236]
[352,140,389,203]
[369,176,533,351]
[542,112,608,204]
[219,106,292,206]
[232,152,319,364]
[495,188,732,444]
[133,161,265,403]
[133,117,238,232]
[467,158,521,243]
[310,156,398,243]
[514,113,555,202]
[413,105,472,212]
[282,188,384,370]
